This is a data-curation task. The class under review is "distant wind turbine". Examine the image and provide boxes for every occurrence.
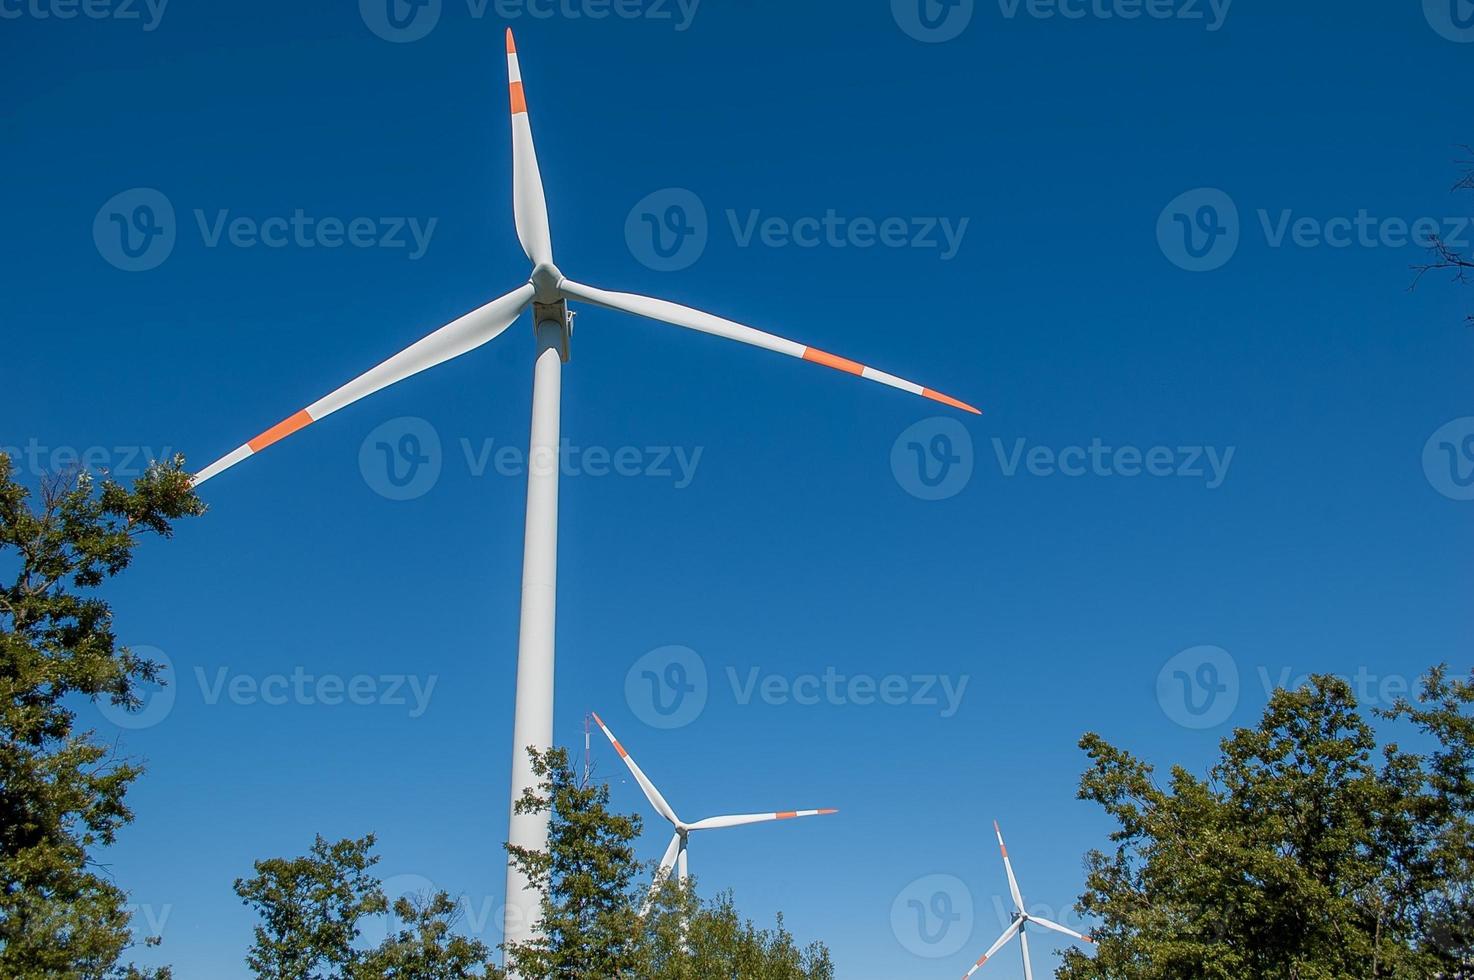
[962,822,1095,979]
[593,712,836,905]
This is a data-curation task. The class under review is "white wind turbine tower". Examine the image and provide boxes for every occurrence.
[592,713,836,902]
[962,822,1095,979]
[188,29,977,963]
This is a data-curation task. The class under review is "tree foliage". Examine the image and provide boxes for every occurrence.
[1059,668,1474,979]
[503,746,647,978]
[642,883,835,980]
[0,454,202,978]
[234,833,500,980]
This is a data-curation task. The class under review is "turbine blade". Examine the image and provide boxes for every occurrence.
[961,919,1022,979]
[684,809,838,832]
[590,712,680,827]
[506,29,552,267]
[640,832,683,917]
[1019,925,1034,980]
[557,279,979,414]
[994,820,1026,914]
[1028,915,1094,944]
[193,284,535,485]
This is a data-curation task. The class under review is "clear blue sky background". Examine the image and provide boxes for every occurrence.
[4,1,1472,977]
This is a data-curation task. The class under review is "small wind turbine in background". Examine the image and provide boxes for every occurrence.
[592,712,836,908]
[962,822,1095,979]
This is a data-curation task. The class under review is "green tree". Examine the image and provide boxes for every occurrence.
[642,884,835,980]
[1060,668,1474,979]
[235,834,501,980]
[234,834,389,979]
[0,455,202,978]
[502,746,646,979]
[1382,666,1474,968]
[356,891,501,980]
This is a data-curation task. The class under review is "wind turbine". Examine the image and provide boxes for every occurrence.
[189,29,977,961]
[592,712,836,903]
[962,822,1094,979]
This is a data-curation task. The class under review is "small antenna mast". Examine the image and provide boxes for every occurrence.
[581,712,592,788]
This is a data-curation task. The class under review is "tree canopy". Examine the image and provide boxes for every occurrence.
[0,455,202,978]
[1060,668,1474,979]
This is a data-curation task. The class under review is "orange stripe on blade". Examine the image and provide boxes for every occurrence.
[818,808,838,815]
[923,388,981,414]
[247,409,312,452]
[505,28,516,53]
[510,82,527,115]
[802,347,864,376]
[775,811,798,819]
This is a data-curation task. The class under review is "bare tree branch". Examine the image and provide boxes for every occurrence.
[1410,145,1474,326]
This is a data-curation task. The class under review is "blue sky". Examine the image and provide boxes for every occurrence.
[3,1,1472,976]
